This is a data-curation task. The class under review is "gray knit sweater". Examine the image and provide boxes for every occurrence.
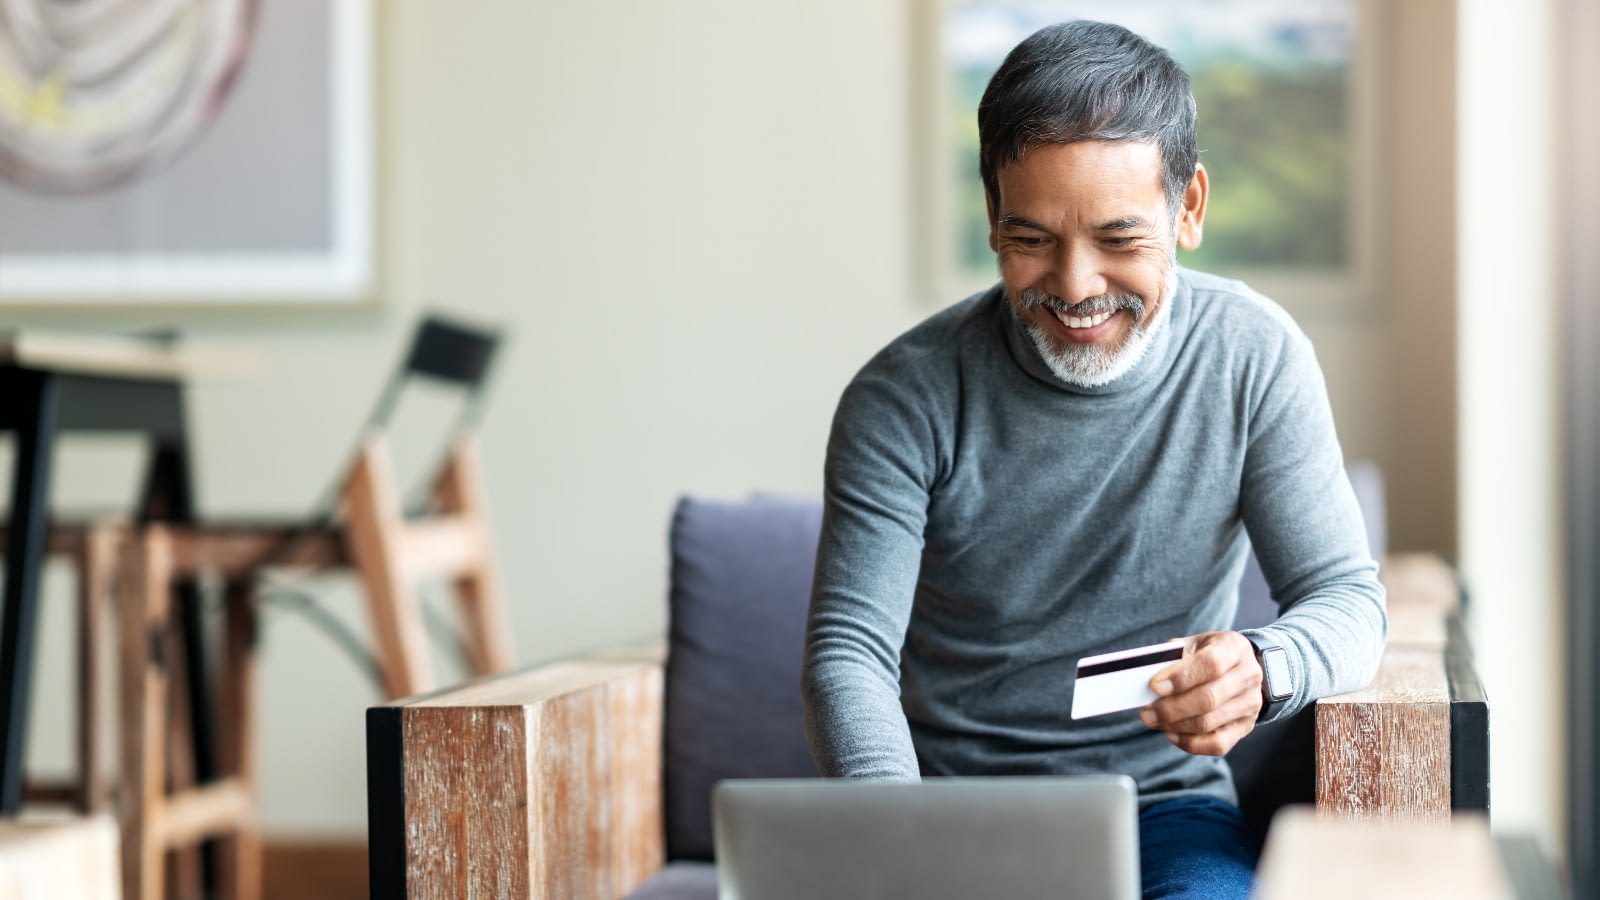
[801,268,1387,808]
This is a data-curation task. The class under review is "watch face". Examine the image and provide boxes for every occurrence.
[1261,646,1293,702]
[0,0,260,194]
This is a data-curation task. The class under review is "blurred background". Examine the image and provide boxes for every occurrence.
[0,0,1585,896]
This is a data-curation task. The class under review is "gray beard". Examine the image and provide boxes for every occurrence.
[1015,287,1164,388]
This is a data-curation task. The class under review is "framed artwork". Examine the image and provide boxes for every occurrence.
[913,0,1376,308]
[0,0,373,305]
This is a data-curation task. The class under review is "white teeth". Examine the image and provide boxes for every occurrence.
[1055,309,1114,329]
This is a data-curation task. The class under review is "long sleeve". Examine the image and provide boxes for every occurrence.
[1236,324,1388,722]
[802,374,935,780]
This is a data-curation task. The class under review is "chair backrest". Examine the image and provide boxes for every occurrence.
[309,313,503,525]
[661,467,1388,858]
[329,313,511,699]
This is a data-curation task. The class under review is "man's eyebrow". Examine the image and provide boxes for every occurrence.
[998,213,1049,231]
[1096,217,1152,232]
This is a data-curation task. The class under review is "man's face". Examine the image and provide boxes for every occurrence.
[988,140,1206,387]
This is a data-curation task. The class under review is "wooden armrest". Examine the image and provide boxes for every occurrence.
[1313,553,1488,821]
[1255,809,1515,898]
[367,640,667,899]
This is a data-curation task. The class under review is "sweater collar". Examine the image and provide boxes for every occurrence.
[998,270,1189,396]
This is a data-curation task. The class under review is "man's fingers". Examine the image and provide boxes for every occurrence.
[1149,632,1250,696]
[1146,689,1261,735]
[1137,630,1268,757]
[1162,716,1256,757]
[1146,658,1261,725]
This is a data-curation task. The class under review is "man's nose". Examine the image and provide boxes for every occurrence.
[1052,246,1110,305]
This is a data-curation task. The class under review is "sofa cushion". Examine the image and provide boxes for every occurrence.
[623,861,718,900]
[664,495,822,862]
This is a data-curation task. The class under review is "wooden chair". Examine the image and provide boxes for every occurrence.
[2,315,515,899]
[104,313,515,900]
[118,525,261,900]
[297,311,514,699]
[366,486,1490,899]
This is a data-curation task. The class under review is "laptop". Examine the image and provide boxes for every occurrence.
[712,775,1140,900]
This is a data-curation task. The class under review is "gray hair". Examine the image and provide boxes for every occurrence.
[977,20,1199,217]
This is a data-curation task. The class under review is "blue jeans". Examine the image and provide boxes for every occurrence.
[1138,796,1261,899]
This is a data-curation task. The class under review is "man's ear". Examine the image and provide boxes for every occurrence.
[1175,164,1209,252]
[985,188,1000,253]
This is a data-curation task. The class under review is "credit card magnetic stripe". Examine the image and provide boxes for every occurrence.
[1076,646,1184,679]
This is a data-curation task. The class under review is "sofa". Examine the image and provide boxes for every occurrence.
[366,463,1485,898]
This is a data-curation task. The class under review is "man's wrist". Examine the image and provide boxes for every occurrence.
[1242,632,1293,721]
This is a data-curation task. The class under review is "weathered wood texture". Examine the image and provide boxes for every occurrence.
[386,643,666,899]
[1255,809,1513,899]
[0,815,120,900]
[1316,650,1453,820]
[1314,551,1472,822]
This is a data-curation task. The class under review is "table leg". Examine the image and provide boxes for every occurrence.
[0,371,60,816]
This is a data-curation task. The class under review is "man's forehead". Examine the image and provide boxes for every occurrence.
[994,140,1168,210]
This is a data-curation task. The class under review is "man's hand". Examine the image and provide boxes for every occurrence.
[1137,631,1262,756]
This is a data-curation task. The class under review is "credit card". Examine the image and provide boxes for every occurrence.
[1070,638,1186,720]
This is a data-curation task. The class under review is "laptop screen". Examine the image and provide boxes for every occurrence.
[713,775,1140,900]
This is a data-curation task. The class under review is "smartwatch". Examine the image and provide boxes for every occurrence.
[1244,633,1293,721]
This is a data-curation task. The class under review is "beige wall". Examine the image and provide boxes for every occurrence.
[13,0,1551,846]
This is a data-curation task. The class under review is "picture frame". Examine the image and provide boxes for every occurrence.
[0,0,374,306]
[911,0,1379,312]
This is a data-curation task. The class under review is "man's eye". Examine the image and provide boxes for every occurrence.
[1010,235,1045,247]
[1102,237,1134,248]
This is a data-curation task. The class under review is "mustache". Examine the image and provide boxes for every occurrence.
[1017,287,1145,319]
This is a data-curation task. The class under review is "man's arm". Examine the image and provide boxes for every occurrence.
[1142,324,1387,755]
[801,376,934,780]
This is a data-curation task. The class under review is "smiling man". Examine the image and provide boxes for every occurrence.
[801,19,1386,900]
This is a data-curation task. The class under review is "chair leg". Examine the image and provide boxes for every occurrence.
[217,579,262,900]
[75,521,121,814]
[119,526,172,900]
[343,436,436,698]
[163,617,204,900]
[435,439,514,677]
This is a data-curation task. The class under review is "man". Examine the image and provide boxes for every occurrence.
[801,19,1387,899]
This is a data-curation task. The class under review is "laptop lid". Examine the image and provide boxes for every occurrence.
[712,775,1140,900]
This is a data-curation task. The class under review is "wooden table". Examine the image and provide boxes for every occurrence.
[0,331,240,817]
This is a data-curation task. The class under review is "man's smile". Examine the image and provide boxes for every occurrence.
[1046,306,1125,344]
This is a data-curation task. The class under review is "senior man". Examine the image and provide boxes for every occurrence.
[801,19,1386,899]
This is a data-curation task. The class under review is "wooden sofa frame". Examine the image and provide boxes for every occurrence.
[367,553,1487,899]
